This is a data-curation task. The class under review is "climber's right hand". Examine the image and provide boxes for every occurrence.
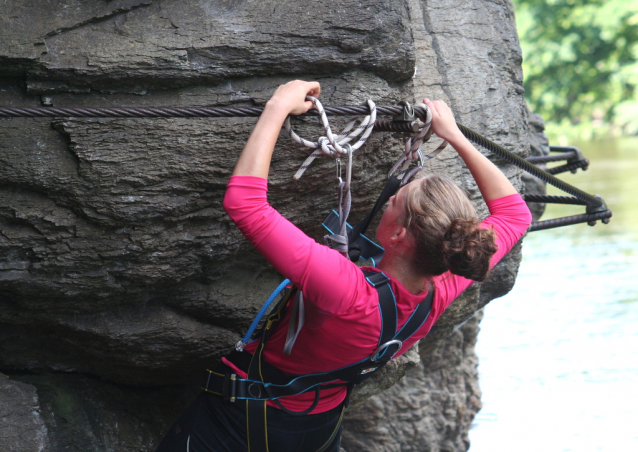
[424,98,463,144]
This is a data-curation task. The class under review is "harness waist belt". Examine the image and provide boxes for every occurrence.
[204,351,380,402]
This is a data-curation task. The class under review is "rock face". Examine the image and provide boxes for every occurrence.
[0,0,533,450]
[341,312,484,452]
[0,374,48,452]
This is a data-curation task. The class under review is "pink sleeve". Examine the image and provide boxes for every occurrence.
[432,193,533,309]
[222,176,364,315]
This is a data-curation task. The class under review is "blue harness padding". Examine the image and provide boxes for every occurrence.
[322,210,385,266]
[235,278,291,352]
[322,174,402,264]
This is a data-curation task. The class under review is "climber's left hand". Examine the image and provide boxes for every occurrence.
[267,80,321,116]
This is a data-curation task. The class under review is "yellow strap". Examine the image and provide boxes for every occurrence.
[200,388,222,397]
[315,404,346,452]
[263,402,269,452]
[205,369,225,377]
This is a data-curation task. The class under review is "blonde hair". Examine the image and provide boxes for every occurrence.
[401,175,497,281]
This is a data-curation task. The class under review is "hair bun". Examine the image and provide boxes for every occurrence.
[440,219,497,281]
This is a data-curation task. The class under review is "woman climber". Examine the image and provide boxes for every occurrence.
[155,80,532,452]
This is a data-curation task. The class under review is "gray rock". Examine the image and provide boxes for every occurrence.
[0,0,537,450]
[0,373,49,452]
[0,0,414,89]
[342,311,483,452]
[4,372,198,452]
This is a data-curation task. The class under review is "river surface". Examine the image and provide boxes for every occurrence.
[469,137,638,451]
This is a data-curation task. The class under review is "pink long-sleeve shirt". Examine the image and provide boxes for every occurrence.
[222,175,532,413]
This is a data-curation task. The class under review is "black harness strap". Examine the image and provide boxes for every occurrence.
[350,176,402,241]
[365,271,397,355]
[347,176,402,261]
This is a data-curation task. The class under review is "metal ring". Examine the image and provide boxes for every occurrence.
[248,383,262,399]
[370,339,403,362]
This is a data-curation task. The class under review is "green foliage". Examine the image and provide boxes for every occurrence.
[513,0,638,141]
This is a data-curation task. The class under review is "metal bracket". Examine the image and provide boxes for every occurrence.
[392,100,416,122]
[549,146,589,173]
[586,195,610,226]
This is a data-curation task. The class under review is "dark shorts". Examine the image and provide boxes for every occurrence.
[154,391,343,452]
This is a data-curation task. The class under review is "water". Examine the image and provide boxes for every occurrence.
[469,137,638,451]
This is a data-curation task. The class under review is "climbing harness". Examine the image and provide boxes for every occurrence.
[203,270,433,452]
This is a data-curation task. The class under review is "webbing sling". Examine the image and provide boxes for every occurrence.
[203,270,433,452]
[322,175,402,264]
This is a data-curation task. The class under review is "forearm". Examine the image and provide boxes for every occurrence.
[232,80,320,178]
[447,132,518,202]
[423,98,518,202]
[231,102,289,178]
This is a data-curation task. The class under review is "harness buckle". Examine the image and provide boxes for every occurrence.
[370,339,403,362]
[222,373,238,402]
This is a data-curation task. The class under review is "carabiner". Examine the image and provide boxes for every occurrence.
[343,144,353,191]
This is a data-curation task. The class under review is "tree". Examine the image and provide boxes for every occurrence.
[513,0,638,137]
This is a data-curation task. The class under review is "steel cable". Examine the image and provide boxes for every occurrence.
[0,103,604,210]
[525,152,577,164]
[545,159,590,175]
[454,123,603,208]
[529,210,612,232]
[0,105,402,118]
[522,194,589,206]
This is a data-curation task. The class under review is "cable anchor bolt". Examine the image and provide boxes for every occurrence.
[390,101,422,143]
[586,195,610,226]
[566,146,588,173]
[550,145,589,173]
[392,100,416,122]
